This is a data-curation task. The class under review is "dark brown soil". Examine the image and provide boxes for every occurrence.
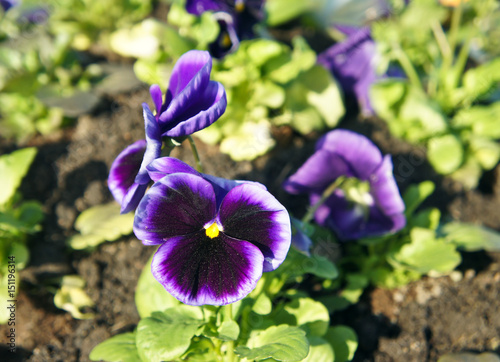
[1,86,500,362]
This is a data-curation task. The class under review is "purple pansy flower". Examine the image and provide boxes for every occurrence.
[186,0,264,58]
[108,50,227,213]
[133,157,291,306]
[284,129,406,241]
[318,26,379,116]
[0,0,17,12]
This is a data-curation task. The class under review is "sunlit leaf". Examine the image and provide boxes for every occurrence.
[89,332,140,362]
[0,147,37,206]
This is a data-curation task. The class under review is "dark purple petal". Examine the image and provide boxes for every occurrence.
[147,157,200,182]
[290,217,312,256]
[120,182,149,214]
[134,104,162,184]
[370,155,406,223]
[218,183,291,272]
[161,50,212,113]
[0,0,17,12]
[316,129,383,180]
[162,80,227,138]
[317,27,377,115]
[151,232,264,305]
[283,149,349,194]
[133,173,216,245]
[108,139,147,208]
[149,84,163,117]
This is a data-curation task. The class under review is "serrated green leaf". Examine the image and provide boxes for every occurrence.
[135,253,180,318]
[89,332,140,362]
[265,0,315,26]
[136,306,205,362]
[427,134,464,175]
[442,222,500,252]
[68,202,134,250]
[324,326,358,362]
[410,208,441,230]
[0,148,37,205]
[469,136,500,170]
[235,324,309,361]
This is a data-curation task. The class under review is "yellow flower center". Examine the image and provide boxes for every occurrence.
[235,0,245,13]
[205,222,220,239]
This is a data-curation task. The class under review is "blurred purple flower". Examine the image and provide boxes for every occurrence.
[19,7,49,23]
[290,217,313,256]
[186,0,264,58]
[133,157,291,306]
[317,26,379,116]
[108,50,227,213]
[0,0,17,12]
[284,129,406,241]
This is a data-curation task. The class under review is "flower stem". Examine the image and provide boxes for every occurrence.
[224,304,235,362]
[187,135,204,173]
[301,176,345,224]
[393,45,423,90]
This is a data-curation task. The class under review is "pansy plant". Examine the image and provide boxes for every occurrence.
[108,50,227,213]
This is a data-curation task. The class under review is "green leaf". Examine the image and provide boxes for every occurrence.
[235,324,309,361]
[67,202,134,250]
[469,136,500,170]
[402,181,435,217]
[53,275,95,319]
[252,292,272,315]
[302,336,334,362]
[442,222,500,252]
[409,208,441,230]
[251,80,285,108]
[217,320,240,341]
[0,148,37,205]
[265,0,316,26]
[136,306,205,362]
[283,298,330,337]
[452,103,500,139]
[370,79,407,124]
[89,332,140,362]
[135,253,180,318]
[450,156,483,190]
[339,274,369,304]
[302,255,339,280]
[324,326,358,362]
[392,228,461,274]
[427,134,464,175]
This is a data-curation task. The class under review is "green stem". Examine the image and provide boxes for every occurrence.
[301,176,345,224]
[223,304,235,362]
[187,135,204,173]
[441,2,463,80]
[431,19,451,61]
[394,45,423,90]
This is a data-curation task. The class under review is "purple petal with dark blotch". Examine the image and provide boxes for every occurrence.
[147,157,200,182]
[108,139,147,207]
[151,232,264,306]
[186,0,226,15]
[149,84,163,117]
[161,50,212,116]
[162,80,227,138]
[283,149,350,194]
[204,173,267,208]
[134,104,162,184]
[218,183,291,272]
[133,173,216,245]
[370,155,406,217]
[0,0,17,12]
[316,129,383,179]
